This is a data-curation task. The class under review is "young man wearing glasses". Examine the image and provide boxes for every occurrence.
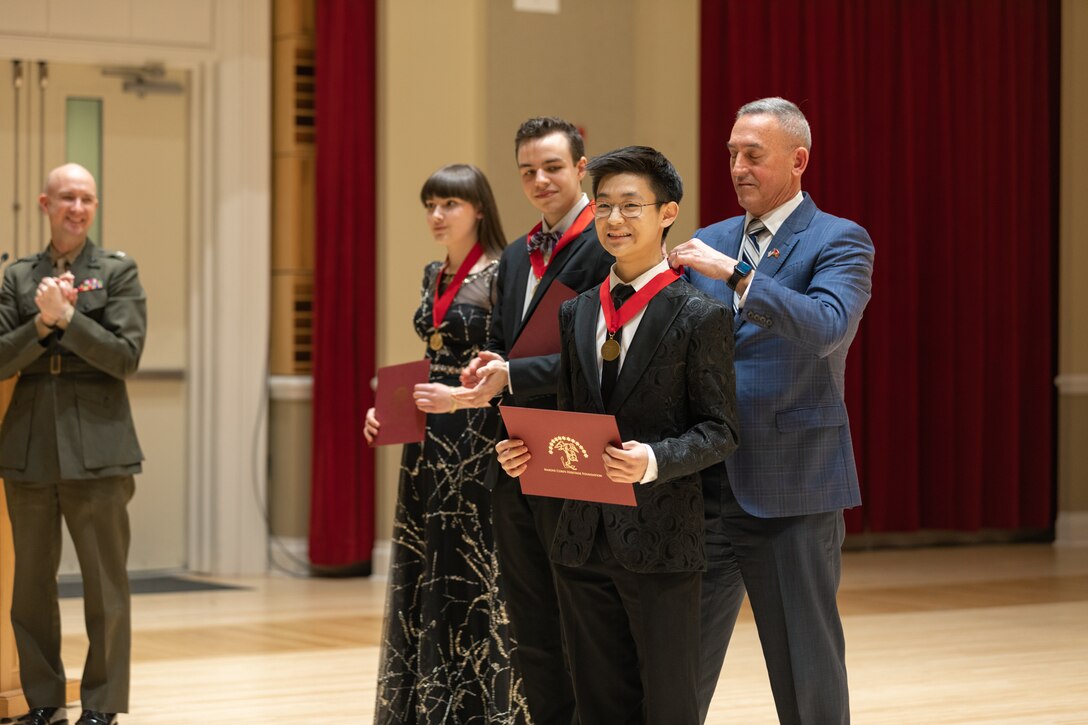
[455,117,613,725]
[495,146,738,724]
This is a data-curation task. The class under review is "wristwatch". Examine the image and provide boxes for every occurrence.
[726,261,753,291]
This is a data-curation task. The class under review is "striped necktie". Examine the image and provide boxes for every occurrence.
[734,218,766,312]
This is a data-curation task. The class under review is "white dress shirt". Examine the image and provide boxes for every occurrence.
[593,258,674,484]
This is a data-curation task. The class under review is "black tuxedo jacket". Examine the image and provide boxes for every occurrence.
[551,279,739,573]
[481,225,613,491]
[488,225,614,406]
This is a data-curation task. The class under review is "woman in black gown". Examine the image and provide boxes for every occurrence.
[366,165,529,724]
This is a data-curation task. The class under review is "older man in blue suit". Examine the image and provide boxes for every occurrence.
[671,97,874,725]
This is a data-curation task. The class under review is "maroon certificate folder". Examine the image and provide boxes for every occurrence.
[507,281,578,359]
[499,405,636,506]
[373,359,431,446]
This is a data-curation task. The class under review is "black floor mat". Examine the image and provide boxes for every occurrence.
[58,575,246,599]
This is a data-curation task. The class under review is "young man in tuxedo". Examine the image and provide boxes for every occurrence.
[495,146,739,724]
[455,117,613,725]
[671,97,874,724]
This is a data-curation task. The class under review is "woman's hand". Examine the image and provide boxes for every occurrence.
[364,406,380,444]
[413,383,461,414]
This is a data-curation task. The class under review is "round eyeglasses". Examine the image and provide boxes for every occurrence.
[593,201,663,219]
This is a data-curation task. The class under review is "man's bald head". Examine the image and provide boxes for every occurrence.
[39,163,99,253]
[43,163,96,195]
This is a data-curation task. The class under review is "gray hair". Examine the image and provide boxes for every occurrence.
[737,97,812,151]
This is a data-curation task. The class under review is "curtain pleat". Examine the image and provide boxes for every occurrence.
[309,0,378,567]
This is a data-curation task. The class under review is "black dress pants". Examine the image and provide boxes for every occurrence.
[492,473,577,725]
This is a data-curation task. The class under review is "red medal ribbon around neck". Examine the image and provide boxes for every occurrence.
[599,267,682,335]
[526,203,596,280]
[433,243,485,332]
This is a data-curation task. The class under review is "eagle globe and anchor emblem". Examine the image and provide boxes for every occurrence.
[547,435,590,471]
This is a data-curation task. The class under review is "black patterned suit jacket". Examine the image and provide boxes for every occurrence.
[551,279,739,573]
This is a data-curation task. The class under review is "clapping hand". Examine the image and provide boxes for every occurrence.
[57,271,78,304]
[413,383,461,414]
[35,275,75,325]
[454,351,509,408]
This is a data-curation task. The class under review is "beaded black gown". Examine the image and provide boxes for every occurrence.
[375,260,530,725]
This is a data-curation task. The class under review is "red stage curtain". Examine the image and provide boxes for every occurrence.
[700,0,1058,533]
[310,0,378,567]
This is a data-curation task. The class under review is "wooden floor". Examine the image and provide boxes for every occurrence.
[44,543,1088,724]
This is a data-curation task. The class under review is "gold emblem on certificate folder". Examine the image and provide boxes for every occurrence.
[601,338,621,362]
[429,332,443,351]
[547,435,590,471]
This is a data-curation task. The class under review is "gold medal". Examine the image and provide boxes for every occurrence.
[601,337,621,362]
[429,332,444,351]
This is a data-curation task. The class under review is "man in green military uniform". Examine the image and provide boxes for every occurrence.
[0,163,146,725]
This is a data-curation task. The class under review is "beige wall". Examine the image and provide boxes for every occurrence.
[483,0,701,242]
[375,0,490,540]
[1058,0,1088,535]
[632,0,701,242]
[269,397,312,537]
[484,0,634,238]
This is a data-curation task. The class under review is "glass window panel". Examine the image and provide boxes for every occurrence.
[65,97,102,243]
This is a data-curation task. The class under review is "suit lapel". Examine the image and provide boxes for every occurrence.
[735,194,818,334]
[749,232,797,281]
[573,290,605,412]
[507,241,532,340]
[752,195,814,280]
[607,285,685,414]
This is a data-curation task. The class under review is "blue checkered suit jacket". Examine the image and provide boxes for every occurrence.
[686,193,874,518]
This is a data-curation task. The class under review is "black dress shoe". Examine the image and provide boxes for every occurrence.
[15,707,68,725]
[75,713,116,725]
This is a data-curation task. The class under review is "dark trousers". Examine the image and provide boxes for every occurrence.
[491,474,576,725]
[5,476,134,713]
[554,528,701,725]
[699,480,849,725]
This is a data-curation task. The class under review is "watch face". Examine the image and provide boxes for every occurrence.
[735,261,753,276]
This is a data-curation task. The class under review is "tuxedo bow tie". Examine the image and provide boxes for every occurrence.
[527,230,560,255]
